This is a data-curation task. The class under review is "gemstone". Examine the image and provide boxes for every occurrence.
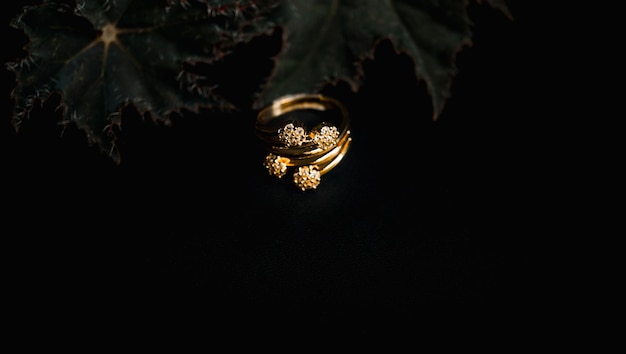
[263,154,288,178]
[312,124,339,150]
[293,165,321,191]
[278,123,307,147]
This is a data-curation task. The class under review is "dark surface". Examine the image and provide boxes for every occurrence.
[4,0,547,334]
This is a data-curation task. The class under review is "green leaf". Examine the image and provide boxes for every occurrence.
[255,0,510,119]
[8,0,275,162]
[7,0,511,163]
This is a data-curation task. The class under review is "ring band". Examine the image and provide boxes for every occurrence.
[255,93,352,191]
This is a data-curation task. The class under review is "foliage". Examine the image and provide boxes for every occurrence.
[7,0,510,162]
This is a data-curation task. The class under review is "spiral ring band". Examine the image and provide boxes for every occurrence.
[255,93,352,191]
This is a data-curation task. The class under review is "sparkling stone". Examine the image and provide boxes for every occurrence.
[264,154,288,178]
[278,123,307,147]
[312,125,339,150]
[293,165,321,191]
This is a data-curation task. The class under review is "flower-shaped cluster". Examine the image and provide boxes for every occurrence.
[278,122,340,150]
[263,154,322,191]
[278,123,307,147]
[312,125,340,150]
[293,165,321,191]
[263,154,288,178]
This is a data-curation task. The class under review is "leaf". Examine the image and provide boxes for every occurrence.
[254,0,511,119]
[8,0,276,162]
[7,0,511,164]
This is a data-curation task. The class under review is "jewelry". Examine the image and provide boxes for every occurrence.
[255,93,352,191]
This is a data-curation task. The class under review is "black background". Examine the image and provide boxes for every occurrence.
[4,0,551,336]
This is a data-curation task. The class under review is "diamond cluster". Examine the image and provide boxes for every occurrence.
[293,165,321,191]
[278,122,339,150]
[278,123,307,147]
[312,125,339,150]
[263,154,288,178]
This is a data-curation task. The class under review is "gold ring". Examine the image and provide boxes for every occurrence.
[256,93,352,191]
